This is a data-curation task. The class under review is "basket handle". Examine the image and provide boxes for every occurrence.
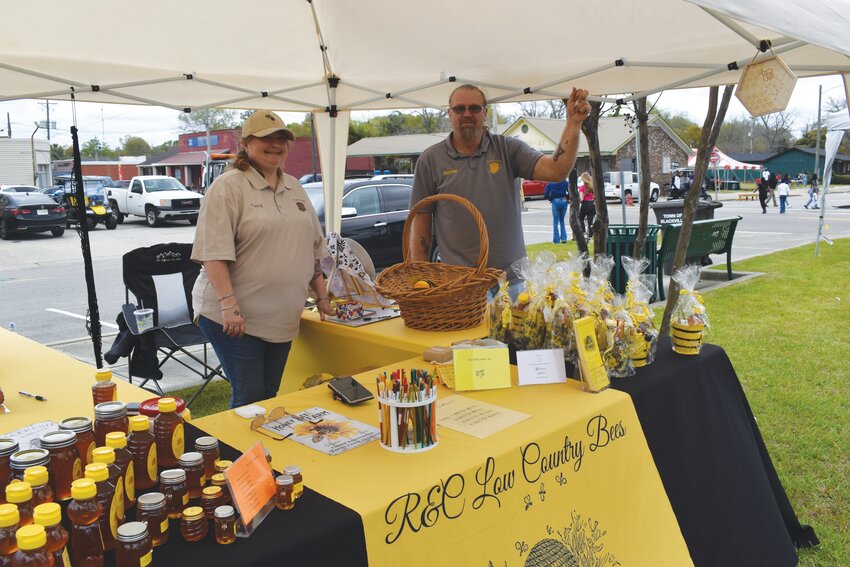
[402,193,490,276]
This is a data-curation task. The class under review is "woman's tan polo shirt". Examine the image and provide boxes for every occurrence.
[191,167,325,342]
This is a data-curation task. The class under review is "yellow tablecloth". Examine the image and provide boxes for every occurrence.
[196,357,693,566]
[280,311,487,393]
[0,329,152,433]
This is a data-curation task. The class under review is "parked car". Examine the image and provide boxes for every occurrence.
[107,176,201,227]
[0,185,40,194]
[299,172,322,184]
[521,179,547,199]
[603,171,660,202]
[0,192,66,239]
[303,179,413,269]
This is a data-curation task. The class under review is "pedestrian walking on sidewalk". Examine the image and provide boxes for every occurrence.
[757,178,768,214]
[804,174,820,209]
[778,179,790,213]
[544,179,569,243]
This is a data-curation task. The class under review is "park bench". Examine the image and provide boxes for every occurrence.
[656,216,742,301]
[737,191,758,201]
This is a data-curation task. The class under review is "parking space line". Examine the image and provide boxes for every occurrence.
[45,308,119,329]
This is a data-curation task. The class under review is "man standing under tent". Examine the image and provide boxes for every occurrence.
[409,84,590,293]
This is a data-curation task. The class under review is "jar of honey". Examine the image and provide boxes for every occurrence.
[92,368,117,406]
[136,492,169,547]
[59,417,96,467]
[5,482,33,526]
[0,439,19,505]
[23,467,53,508]
[283,465,303,499]
[213,505,236,545]
[93,402,129,446]
[159,469,188,520]
[200,486,224,519]
[115,521,152,567]
[194,437,219,480]
[178,453,205,499]
[33,502,69,567]
[38,430,81,502]
[67,479,104,567]
[210,474,231,506]
[12,524,51,567]
[84,463,118,551]
[213,460,232,474]
[105,432,136,512]
[0,503,20,560]
[179,506,208,542]
[91,447,126,525]
[10,450,49,483]
[274,475,294,510]
[127,415,157,491]
[154,398,184,469]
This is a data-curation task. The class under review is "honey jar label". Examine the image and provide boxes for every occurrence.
[125,461,136,501]
[200,474,206,486]
[182,493,189,505]
[72,457,82,481]
[160,519,169,533]
[140,550,153,567]
[60,547,71,567]
[86,442,96,465]
[109,496,119,538]
[171,424,185,461]
[115,479,126,520]
[147,444,158,482]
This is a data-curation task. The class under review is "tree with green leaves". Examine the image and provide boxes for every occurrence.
[150,140,178,155]
[80,138,116,159]
[178,109,240,133]
[120,136,151,156]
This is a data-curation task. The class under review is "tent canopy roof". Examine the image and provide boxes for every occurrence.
[2,0,849,113]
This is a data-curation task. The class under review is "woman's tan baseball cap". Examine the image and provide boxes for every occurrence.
[242,110,295,140]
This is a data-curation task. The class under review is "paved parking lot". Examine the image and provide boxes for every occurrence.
[2,188,848,395]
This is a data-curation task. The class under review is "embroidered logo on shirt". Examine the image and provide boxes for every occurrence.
[442,168,459,176]
[295,201,307,212]
[488,161,501,174]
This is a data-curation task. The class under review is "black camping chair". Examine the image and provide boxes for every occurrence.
[120,242,225,406]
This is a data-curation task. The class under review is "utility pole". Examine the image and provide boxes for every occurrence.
[814,85,822,180]
[38,100,57,140]
[5,113,10,137]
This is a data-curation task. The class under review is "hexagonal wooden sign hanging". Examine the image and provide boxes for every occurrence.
[734,55,797,118]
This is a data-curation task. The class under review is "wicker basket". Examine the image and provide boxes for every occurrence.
[375,194,504,331]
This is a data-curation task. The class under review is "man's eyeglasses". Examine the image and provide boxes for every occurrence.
[450,105,484,114]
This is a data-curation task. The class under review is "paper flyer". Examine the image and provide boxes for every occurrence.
[436,395,530,439]
[261,407,379,455]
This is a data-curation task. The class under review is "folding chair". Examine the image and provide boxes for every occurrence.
[121,242,226,407]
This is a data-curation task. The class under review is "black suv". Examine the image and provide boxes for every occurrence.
[304,178,413,269]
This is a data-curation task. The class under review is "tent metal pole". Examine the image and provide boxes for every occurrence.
[699,7,797,49]
[0,62,88,89]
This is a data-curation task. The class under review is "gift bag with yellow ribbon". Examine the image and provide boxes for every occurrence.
[669,264,709,355]
[622,256,659,367]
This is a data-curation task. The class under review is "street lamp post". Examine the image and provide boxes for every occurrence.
[30,123,42,186]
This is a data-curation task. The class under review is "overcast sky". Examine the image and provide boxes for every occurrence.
[0,75,845,151]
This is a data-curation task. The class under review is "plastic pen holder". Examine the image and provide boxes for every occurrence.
[377,393,438,454]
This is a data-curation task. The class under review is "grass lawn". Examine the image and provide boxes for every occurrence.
[172,238,849,566]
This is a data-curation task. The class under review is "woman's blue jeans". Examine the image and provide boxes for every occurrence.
[551,198,568,243]
[198,316,292,408]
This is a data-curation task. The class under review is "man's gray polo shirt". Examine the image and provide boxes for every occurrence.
[411,132,542,277]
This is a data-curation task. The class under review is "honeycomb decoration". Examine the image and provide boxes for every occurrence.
[524,539,578,567]
[734,54,797,118]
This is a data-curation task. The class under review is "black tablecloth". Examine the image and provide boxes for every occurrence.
[612,336,818,567]
[99,423,368,567]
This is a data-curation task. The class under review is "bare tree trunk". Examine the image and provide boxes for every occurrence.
[632,97,651,258]
[660,85,734,335]
[581,101,608,257]
[567,168,587,254]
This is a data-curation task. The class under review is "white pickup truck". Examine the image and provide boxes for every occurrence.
[603,171,660,203]
[107,176,202,227]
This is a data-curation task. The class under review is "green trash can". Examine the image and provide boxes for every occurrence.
[607,224,661,301]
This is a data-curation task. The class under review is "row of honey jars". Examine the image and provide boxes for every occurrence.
[0,502,70,567]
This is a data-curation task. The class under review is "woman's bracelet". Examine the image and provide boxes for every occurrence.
[317,297,330,303]
[221,302,238,311]
[217,292,236,302]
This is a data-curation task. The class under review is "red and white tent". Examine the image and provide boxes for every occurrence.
[687,148,763,171]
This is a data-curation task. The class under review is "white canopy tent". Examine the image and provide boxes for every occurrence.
[815,109,850,253]
[2,0,850,231]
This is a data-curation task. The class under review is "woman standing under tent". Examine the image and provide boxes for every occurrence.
[191,110,334,408]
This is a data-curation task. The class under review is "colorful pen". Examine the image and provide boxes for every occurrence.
[19,391,47,402]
